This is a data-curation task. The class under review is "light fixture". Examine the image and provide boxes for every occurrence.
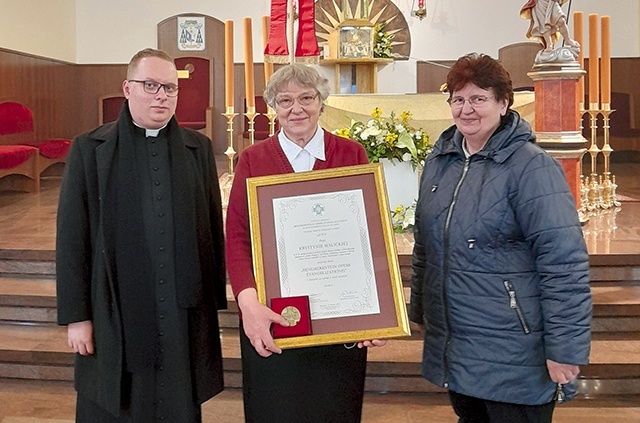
[411,0,427,21]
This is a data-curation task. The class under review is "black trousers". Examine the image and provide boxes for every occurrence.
[240,327,367,423]
[449,391,556,423]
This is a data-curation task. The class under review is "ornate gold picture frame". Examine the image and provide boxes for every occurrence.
[247,164,410,349]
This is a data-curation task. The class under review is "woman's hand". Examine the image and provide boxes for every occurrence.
[238,288,290,357]
[546,359,580,384]
[68,320,94,355]
[357,339,387,348]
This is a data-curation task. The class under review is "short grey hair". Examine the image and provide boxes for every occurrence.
[263,64,330,108]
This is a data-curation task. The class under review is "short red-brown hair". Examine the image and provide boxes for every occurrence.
[446,53,514,109]
[127,48,175,79]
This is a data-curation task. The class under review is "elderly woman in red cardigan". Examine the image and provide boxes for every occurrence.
[225,64,384,423]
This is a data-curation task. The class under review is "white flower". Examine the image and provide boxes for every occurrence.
[414,130,422,138]
[396,124,405,133]
[361,126,382,139]
[402,152,413,162]
[403,206,416,229]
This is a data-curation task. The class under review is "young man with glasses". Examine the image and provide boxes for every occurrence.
[56,48,227,422]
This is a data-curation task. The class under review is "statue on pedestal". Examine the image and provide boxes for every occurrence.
[521,0,580,63]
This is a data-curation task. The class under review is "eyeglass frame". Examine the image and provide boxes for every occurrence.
[274,92,320,109]
[128,80,180,97]
[447,94,495,109]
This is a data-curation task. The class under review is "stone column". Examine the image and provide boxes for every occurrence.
[528,62,587,208]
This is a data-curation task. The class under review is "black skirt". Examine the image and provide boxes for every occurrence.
[240,327,368,423]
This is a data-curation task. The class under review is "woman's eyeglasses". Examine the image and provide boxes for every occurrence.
[447,95,494,109]
[275,93,319,109]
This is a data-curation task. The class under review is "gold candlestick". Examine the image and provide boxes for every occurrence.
[586,107,601,211]
[600,105,615,209]
[577,105,590,221]
[244,106,259,145]
[600,105,614,174]
[587,107,601,177]
[611,175,622,207]
[223,106,239,174]
[578,174,590,224]
[265,105,277,136]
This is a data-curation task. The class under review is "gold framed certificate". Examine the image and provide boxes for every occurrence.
[247,163,410,349]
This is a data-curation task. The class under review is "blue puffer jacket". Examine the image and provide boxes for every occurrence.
[409,111,592,405]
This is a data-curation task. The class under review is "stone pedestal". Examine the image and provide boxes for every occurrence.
[528,62,587,207]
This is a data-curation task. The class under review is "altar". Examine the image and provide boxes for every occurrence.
[319,92,536,139]
[318,92,537,209]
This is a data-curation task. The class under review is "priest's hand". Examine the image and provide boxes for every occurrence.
[357,339,387,348]
[68,320,95,355]
[238,288,289,357]
[546,359,580,384]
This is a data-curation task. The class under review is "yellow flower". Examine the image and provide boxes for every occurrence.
[394,205,404,214]
[331,106,432,171]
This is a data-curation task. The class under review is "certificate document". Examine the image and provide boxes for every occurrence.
[273,189,380,320]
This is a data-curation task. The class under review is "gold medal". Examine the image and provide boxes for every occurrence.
[281,306,301,326]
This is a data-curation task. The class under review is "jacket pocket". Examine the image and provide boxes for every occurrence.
[503,281,531,334]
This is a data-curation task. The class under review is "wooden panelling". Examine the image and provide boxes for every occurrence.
[0,48,126,140]
[498,42,540,90]
[2,45,638,154]
[75,65,127,136]
[0,46,268,154]
[585,57,640,129]
[416,60,455,94]
[0,48,78,140]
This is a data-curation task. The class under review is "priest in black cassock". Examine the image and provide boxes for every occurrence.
[56,48,227,422]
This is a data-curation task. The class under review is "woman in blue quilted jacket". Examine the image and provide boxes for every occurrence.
[410,53,592,423]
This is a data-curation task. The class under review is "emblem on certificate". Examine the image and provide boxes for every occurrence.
[271,296,312,338]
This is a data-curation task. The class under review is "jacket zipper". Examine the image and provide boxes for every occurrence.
[503,281,531,334]
[441,157,470,388]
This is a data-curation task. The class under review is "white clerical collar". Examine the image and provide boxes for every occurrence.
[278,124,326,172]
[133,121,168,138]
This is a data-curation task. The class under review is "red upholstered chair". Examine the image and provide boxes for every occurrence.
[0,101,70,184]
[0,145,40,192]
[174,57,210,131]
[98,94,126,125]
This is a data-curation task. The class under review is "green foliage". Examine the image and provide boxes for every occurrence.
[374,22,394,59]
[333,108,432,170]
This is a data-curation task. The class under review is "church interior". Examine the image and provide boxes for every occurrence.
[1,0,639,421]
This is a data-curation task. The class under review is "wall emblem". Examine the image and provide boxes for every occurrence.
[178,17,205,51]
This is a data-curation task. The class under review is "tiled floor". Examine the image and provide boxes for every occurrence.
[1,379,640,423]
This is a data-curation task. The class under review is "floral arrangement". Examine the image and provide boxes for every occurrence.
[373,22,394,58]
[391,201,417,233]
[333,107,432,170]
